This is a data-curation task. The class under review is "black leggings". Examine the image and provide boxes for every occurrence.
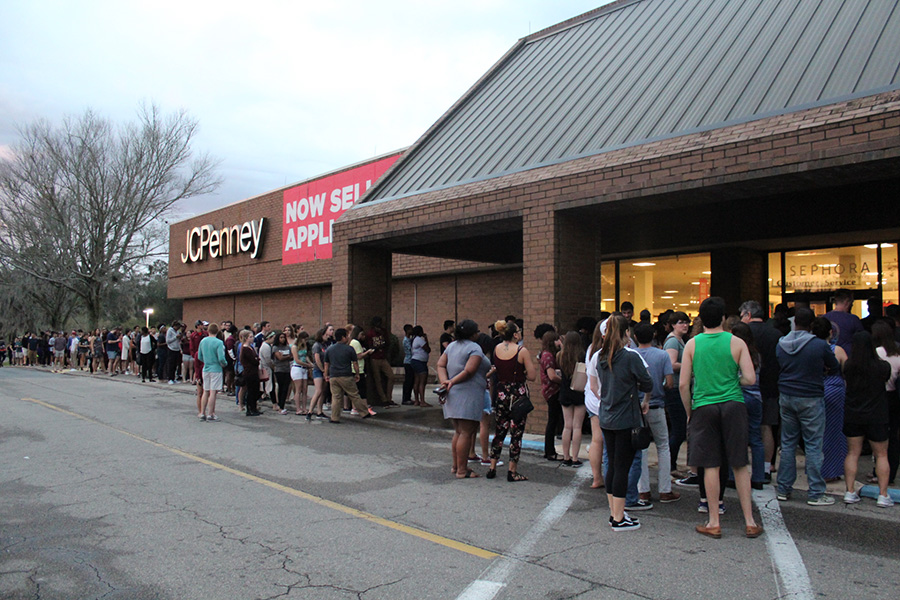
[544,392,563,457]
[602,428,638,498]
[140,353,154,381]
[275,371,291,409]
[245,375,260,414]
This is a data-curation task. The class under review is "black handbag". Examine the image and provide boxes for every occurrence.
[510,392,534,421]
[631,412,652,450]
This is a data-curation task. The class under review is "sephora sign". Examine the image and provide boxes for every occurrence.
[281,154,400,265]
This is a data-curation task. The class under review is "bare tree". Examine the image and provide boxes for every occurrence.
[0,103,221,327]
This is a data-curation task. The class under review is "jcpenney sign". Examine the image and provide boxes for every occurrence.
[181,219,265,263]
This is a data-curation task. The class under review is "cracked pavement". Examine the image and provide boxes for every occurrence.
[2,366,900,599]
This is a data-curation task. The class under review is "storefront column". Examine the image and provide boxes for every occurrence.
[332,242,392,332]
[523,207,600,432]
[710,248,768,315]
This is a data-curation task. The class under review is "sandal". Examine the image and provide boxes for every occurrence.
[458,469,479,479]
[486,469,496,479]
[507,471,528,482]
[545,454,563,462]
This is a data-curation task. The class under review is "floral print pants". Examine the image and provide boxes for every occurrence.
[490,381,528,463]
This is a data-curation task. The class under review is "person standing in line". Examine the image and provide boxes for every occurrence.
[557,331,587,467]
[365,317,396,406]
[487,320,537,482]
[307,325,334,421]
[632,323,680,506]
[259,331,276,404]
[106,327,122,376]
[811,317,848,481]
[664,312,693,482]
[271,332,293,414]
[585,321,606,489]
[197,323,227,421]
[155,325,168,381]
[730,322,766,489]
[775,307,840,506]
[139,326,155,382]
[290,331,313,415]
[348,326,374,414]
[539,329,563,461]
[437,319,491,479]
[825,289,863,357]
[166,321,183,384]
[411,326,432,406]
[324,328,373,423]
[401,324,415,405]
[739,300,785,484]
[439,320,455,354]
[681,297,762,538]
[842,330,894,507]
[239,329,262,416]
[872,321,900,486]
[592,315,652,531]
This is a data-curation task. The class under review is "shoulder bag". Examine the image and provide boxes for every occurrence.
[569,362,587,392]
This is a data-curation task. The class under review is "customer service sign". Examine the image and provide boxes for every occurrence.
[282,155,400,264]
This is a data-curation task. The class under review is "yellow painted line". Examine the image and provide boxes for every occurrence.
[22,397,498,560]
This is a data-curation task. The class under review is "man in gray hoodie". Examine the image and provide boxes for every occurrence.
[775,307,840,506]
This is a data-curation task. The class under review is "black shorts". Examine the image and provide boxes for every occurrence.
[843,421,889,443]
[687,401,749,469]
[761,394,780,426]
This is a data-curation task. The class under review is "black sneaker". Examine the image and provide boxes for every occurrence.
[610,517,640,531]
[625,499,654,511]
[676,473,701,487]
[609,513,639,525]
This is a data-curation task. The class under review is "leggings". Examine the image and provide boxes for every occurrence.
[244,375,260,414]
[140,353,154,381]
[602,428,638,498]
[665,387,687,471]
[544,392,563,457]
[490,382,527,463]
[274,371,291,409]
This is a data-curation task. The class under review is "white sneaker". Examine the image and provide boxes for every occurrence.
[877,494,895,508]
[807,495,835,506]
[843,491,861,504]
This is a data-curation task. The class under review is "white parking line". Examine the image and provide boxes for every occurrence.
[753,487,815,600]
[456,468,591,600]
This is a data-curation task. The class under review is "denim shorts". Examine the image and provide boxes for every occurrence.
[106,350,119,360]
[312,367,324,379]
[410,359,428,374]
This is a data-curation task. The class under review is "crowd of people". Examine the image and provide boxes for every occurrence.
[3,289,898,537]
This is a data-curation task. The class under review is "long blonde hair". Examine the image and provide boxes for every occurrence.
[598,315,629,368]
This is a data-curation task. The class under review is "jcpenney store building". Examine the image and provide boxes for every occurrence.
[171,0,900,432]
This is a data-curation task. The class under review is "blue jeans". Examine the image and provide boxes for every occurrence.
[745,390,765,483]
[625,452,643,506]
[777,393,826,499]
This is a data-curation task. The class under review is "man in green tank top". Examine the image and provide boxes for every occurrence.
[680,297,762,539]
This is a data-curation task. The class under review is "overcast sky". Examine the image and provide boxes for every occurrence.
[0,0,607,219]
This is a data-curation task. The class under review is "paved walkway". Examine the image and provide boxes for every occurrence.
[21,364,900,503]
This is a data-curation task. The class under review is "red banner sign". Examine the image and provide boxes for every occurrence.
[282,154,400,264]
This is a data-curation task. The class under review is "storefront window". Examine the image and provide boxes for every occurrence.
[617,253,709,318]
[768,252,782,316]
[880,244,898,307]
[783,245,878,293]
[600,261,616,314]
[769,243,898,317]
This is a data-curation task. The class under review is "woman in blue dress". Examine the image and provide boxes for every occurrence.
[813,317,848,480]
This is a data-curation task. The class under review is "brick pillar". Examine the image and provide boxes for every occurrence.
[522,206,600,434]
[350,245,393,332]
[331,240,392,332]
[710,248,768,315]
